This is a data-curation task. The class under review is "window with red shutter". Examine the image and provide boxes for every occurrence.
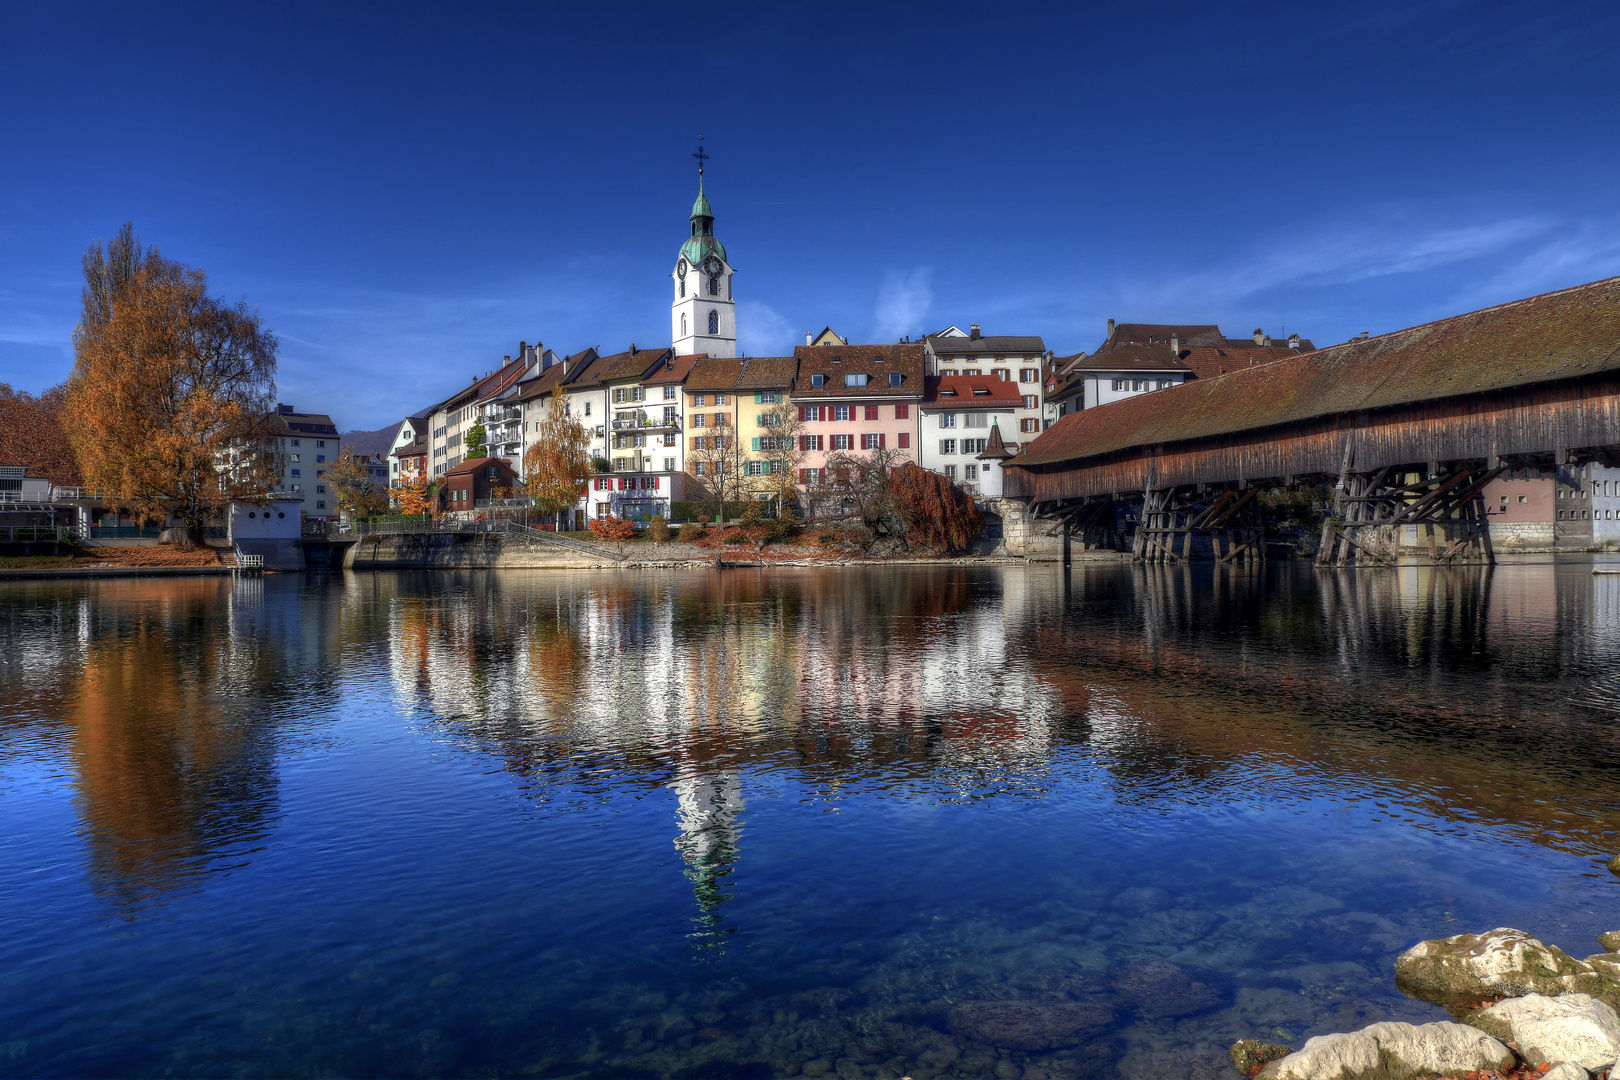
[864,405,878,421]
[798,406,806,422]
[879,433,886,449]
[898,432,910,449]
[894,404,909,419]
[798,468,808,483]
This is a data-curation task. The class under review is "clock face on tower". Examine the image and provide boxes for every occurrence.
[676,259,687,279]
[703,256,722,276]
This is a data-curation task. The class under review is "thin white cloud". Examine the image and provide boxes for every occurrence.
[1145,216,1555,309]
[736,300,796,357]
[872,268,933,343]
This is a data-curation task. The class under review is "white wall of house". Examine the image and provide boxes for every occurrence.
[918,406,1016,491]
[1081,370,1186,410]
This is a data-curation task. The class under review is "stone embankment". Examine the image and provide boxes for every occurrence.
[342,532,1126,570]
[1228,861,1620,1080]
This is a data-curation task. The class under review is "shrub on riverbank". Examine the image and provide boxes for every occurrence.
[587,516,635,543]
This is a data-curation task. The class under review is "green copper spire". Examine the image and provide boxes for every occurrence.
[680,136,727,267]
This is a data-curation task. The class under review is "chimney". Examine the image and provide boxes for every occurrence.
[1288,333,1301,350]
[969,323,981,340]
[629,343,637,355]
[1253,328,1265,345]
[806,332,813,345]
[519,341,527,357]
[1360,331,1370,340]
[277,403,294,414]
[1170,334,1179,355]
[1107,318,1116,339]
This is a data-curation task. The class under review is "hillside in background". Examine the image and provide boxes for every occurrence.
[340,427,394,458]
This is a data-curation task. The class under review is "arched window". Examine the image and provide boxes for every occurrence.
[708,310,719,335]
[681,313,687,337]
[708,274,719,296]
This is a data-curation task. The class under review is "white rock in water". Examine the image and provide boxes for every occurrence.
[1472,992,1620,1072]
[1540,1063,1589,1080]
[1394,927,1601,1012]
[1255,1020,1513,1080]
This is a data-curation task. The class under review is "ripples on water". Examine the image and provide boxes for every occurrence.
[1,561,1619,1079]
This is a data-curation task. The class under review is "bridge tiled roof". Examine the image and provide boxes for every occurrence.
[1014,276,1620,468]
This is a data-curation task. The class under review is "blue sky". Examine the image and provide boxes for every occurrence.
[4,1,1619,432]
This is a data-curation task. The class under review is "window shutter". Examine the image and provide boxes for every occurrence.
[751,437,760,451]
[898,433,910,449]
[755,392,763,404]
[799,468,807,483]
[798,406,806,422]
[879,433,887,449]
[652,476,659,489]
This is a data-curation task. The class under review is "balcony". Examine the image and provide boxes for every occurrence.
[611,413,681,432]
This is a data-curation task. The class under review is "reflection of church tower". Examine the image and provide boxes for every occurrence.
[671,770,744,945]
[671,139,736,358]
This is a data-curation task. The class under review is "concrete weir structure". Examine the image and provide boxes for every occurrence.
[1006,277,1620,565]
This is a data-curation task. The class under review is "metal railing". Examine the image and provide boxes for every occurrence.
[0,526,75,544]
[88,526,163,539]
[611,416,681,431]
[50,486,105,500]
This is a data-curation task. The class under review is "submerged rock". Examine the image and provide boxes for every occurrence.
[1606,853,1620,879]
[1393,927,1609,1014]
[1109,958,1225,1017]
[1465,991,1620,1072]
[1252,1021,1513,1080]
[1541,1063,1590,1080]
[948,1001,1114,1052]
[1228,1039,1292,1075]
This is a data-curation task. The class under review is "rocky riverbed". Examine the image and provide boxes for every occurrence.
[1226,920,1620,1079]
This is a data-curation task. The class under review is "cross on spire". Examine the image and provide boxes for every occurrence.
[692,134,709,177]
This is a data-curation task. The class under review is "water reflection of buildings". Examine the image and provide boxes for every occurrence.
[382,568,1066,932]
[1022,560,1620,855]
[0,577,345,912]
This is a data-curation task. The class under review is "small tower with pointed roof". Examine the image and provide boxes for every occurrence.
[672,138,736,358]
[975,419,1014,497]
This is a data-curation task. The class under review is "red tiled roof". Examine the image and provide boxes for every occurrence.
[921,375,1025,409]
[1014,276,1620,469]
[1180,344,1306,381]
[790,343,926,398]
[642,352,703,386]
[445,456,519,478]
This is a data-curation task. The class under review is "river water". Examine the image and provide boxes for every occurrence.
[2,561,1619,1079]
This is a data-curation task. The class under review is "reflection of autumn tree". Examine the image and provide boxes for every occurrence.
[67,581,281,910]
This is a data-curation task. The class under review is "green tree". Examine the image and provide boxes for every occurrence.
[464,421,487,459]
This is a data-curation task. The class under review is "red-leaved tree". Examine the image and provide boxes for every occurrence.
[0,383,81,485]
[889,463,983,552]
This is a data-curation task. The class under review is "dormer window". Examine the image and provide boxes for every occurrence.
[811,373,825,388]
[888,372,902,387]
[845,373,869,387]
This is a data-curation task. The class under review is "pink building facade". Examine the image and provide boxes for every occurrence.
[788,344,925,485]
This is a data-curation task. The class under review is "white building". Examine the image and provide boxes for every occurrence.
[923,326,1049,437]
[917,375,1024,494]
[263,404,340,519]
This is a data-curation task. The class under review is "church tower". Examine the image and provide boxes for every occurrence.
[672,145,736,358]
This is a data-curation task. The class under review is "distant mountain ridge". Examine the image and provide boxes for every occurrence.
[340,426,395,459]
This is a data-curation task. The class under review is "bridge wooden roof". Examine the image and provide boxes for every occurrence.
[1015,276,1620,468]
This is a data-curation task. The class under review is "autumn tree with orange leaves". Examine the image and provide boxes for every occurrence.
[521,387,593,529]
[394,474,431,516]
[0,383,81,486]
[65,224,279,542]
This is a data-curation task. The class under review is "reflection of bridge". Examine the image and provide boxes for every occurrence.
[1008,278,1620,565]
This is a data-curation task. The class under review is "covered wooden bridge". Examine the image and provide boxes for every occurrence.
[1005,277,1620,564]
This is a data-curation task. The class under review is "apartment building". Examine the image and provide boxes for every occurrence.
[917,376,1025,493]
[263,404,339,519]
[790,343,925,485]
[923,325,1049,435]
[388,410,430,489]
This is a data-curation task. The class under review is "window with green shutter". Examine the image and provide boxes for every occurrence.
[751,437,760,450]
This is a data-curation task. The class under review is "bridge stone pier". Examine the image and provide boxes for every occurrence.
[1006,277,1620,566]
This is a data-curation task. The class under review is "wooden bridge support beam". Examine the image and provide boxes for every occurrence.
[1130,485,1266,564]
[1315,464,1504,568]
